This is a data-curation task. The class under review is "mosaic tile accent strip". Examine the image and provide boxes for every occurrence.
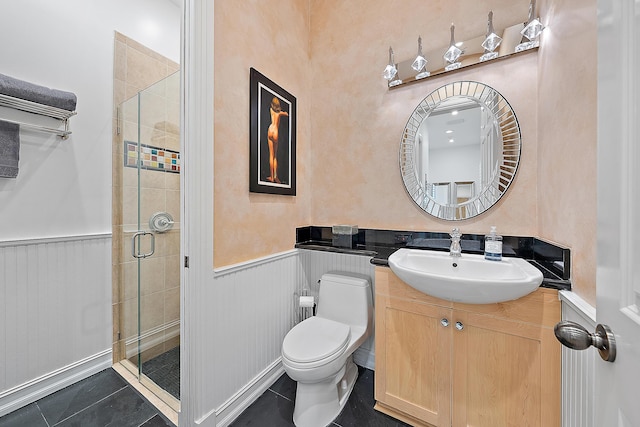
[124,141,181,173]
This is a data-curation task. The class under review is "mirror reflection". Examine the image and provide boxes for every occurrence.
[400,81,521,220]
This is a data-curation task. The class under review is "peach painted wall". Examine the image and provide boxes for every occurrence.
[537,0,597,305]
[309,0,538,236]
[213,0,598,304]
[214,0,312,267]
[308,0,597,304]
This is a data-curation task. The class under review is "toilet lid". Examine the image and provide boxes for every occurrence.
[282,317,350,364]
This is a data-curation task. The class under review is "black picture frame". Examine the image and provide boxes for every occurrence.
[249,67,297,195]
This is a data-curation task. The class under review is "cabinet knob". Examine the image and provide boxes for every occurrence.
[440,318,449,327]
[455,321,464,331]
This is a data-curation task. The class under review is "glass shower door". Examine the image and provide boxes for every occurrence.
[120,71,181,410]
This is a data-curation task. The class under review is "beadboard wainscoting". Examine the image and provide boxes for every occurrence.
[559,291,597,427]
[0,234,113,417]
[196,249,375,427]
[206,250,299,427]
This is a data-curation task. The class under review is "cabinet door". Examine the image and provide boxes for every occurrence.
[375,291,452,426]
[451,310,560,427]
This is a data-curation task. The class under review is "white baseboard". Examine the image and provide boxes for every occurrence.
[204,358,284,427]
[0,349,112,417]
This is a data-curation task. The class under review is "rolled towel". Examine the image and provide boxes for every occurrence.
[0,73,77,112]
[0,120,20,178]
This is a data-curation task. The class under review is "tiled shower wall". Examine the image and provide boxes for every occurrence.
[112,32,180,364]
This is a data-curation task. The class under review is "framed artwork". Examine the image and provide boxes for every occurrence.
[249,67,296,195]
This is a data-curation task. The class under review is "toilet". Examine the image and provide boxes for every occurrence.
[282,272,373,427]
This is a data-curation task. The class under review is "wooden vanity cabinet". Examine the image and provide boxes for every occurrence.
[374,267,561,427]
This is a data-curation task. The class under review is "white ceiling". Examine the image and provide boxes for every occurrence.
[422,105,482,150]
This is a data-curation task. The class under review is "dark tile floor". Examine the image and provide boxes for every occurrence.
[0,364,408,427]
[142,346,180,400]
[0,369,174,427]
[230,366,411,427]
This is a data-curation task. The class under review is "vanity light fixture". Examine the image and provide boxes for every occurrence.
[383,46,398,81]
[443,24,463,71]
[384,7,547,89]
[516,0,545,52]
[383,46,403,87]
[412,36,430,79]
[480,11,502,62]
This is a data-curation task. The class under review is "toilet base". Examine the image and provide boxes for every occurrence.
[292,357,359,427]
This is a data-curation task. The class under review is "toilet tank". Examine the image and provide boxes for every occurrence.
[316,272,373,330]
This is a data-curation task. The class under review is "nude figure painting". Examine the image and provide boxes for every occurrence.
[250,68,297,195]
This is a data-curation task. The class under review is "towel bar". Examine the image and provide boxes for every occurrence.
[0,93,76,139]
[0,117,71,139]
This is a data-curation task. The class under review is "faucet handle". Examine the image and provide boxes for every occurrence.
[450,228,462,239]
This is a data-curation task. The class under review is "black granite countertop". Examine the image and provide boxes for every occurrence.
[296,226,571,291]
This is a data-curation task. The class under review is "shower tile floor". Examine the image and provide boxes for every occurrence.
[142,346,180,400]
[0,369,174,427]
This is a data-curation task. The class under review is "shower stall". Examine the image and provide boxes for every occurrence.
[116,71,181,410]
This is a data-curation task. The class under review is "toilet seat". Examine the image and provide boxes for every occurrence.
[282,317,350,369]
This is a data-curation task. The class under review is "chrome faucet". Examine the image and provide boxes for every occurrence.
[450,228,462,258]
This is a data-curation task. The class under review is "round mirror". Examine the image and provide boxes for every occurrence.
[399,81,521,220]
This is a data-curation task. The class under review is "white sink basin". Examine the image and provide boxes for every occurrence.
[387,248,544,304]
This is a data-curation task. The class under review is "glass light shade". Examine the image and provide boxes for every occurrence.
[383,46,398,80]
[412,55,427,72]
[443,24,462,64]
[515,0,545,53]
[482,33,502,52]
[481,11,502,53]
[521,18,545,40]
[444,45,462,64]
[412,36,428,71]
[383,63,397,80]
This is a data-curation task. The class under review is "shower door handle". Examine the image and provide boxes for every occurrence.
[131,231,155,259]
